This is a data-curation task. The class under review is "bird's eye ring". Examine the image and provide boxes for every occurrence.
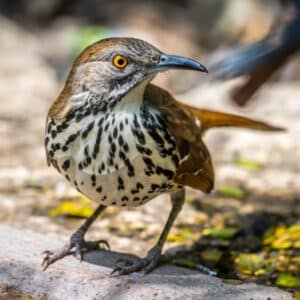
[112,55,128,69]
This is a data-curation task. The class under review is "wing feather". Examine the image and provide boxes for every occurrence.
[144,84,285,193]
[144,84,214,193]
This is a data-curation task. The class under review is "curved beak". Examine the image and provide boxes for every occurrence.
[154,54,208,73]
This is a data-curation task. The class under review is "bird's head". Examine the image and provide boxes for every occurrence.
[51,37,207,118]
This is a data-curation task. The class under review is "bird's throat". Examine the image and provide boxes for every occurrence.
[113,79,149,111]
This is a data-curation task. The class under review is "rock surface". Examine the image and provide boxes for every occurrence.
[0,224,292,300]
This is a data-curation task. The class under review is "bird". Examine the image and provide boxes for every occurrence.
[42,37,284,275]
[211,0,300,106]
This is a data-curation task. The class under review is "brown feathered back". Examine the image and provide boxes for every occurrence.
[144,84,215,193]
[144,84,285,193]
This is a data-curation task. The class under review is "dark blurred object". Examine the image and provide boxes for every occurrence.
[211,0,300,106]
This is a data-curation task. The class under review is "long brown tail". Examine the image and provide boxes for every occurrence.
[182,106,285,133]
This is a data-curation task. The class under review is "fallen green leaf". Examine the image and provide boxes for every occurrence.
[288,225,300,240]
[276,272,300,288]
[236,253,266,276]
[49,200,94,218]
[200,249,223,264]
[263,226,277,245]
[272,239,292,250]
[203,227,241,239]
[264,225,300,250]
[167,227,199,243]
[234,155,263,170]
[254,268,268,276]
[218,186,246,199]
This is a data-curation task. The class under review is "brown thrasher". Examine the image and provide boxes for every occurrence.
[43,37,283,275]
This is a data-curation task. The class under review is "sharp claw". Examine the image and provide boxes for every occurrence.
[75,251,83,261]
[42,257,50,271]
[111,248,161,276]
[115,258,133,268]
[110,262,136,276]
[41,238,110,270]
[41,251,52,270]
[74,244,83,261]
[111,258,152,276]
[99,239,110,250]
[118,269,128,276]
[110,267,121,277]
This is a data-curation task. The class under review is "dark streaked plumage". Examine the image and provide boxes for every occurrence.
[42,37,284,275]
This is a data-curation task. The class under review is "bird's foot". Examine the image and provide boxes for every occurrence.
[42,231,109,270]
[111,246,161,276]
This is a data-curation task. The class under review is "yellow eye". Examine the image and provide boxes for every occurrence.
[112,55,128,69]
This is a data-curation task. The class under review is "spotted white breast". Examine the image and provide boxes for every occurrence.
[46,93,181,207]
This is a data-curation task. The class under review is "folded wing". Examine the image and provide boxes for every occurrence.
[144,84,284,194]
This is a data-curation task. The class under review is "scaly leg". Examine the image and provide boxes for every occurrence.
[42,204,108,270]
[111,189,185,275]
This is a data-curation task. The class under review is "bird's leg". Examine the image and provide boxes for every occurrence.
[42,204,108,270]
[112,189,185,275]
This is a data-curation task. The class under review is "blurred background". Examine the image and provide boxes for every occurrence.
[0,0,299,294]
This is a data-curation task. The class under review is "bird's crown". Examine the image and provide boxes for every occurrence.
[49,37,207,119]
[75,37,162,66]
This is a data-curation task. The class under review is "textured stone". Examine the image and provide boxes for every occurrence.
[0,224,292,300]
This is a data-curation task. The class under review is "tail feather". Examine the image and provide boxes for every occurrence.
[182,106,285,133]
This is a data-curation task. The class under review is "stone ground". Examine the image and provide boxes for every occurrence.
[0,15,299,299]
[0,225,293,300]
